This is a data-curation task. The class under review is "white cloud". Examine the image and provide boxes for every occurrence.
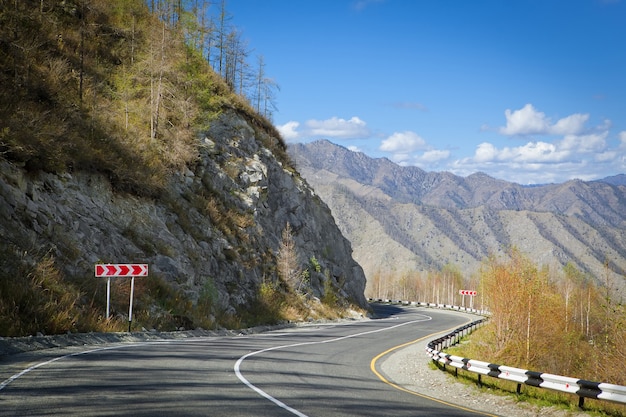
[510,141,563,162]
[277,121,300,141]
[620,131,626,147]
[550,113,590,135]
[379,131,450,169]
[559,131,607,153]
[417,149,451,163]
[474,142,499,162]
[390,153,412,164]
[473,141,563,164]
[499,103,589,136]
[470,140,568,164]
[451,124,624,183]
[500,104,550,135]
[379,131,427,152]
[305,116,369,138]
[618,131,626,170]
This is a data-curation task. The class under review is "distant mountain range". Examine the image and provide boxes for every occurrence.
[595,173,626,187]
[289,140,626,293]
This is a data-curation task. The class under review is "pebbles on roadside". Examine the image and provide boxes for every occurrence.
[380,338,595,417]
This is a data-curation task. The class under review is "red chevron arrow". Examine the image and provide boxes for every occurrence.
[131,264,148,276]
[95,264,149,277]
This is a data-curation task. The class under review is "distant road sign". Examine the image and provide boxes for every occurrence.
[459,290,477,296]
[95,264,148,277]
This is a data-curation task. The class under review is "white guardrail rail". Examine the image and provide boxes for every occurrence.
[369,298,626,409]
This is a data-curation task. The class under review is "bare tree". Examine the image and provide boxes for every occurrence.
[277,223,305,293]
[253,55,279,119]
[215,0,231,77]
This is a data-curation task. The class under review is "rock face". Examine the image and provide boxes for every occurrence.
[0,111,368,323]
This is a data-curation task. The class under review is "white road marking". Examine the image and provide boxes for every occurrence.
[0,344,141,391]
[0,339,202,391]
[0,313,433,417]
[234,314,432,417]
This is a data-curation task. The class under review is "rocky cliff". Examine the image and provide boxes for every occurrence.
[0,112,367,333]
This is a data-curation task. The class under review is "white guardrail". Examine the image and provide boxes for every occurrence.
[369,298,626,409]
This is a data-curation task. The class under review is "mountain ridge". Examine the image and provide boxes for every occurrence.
[289,139,626,293]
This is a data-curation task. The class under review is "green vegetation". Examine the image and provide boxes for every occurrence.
[0,0,358,337]
[0,0,285,197]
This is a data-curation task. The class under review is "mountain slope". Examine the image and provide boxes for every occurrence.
[290,140,626,294]
[0,2,366,337]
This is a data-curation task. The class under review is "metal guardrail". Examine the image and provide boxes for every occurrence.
[425,320,626,408]
[368,298,489,315]
[368,299,626,408]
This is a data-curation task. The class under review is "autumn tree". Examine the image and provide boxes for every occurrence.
[277,223,306,294]
[479,248,557,366]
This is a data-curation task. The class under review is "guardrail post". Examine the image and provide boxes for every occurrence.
[419,302,626,410]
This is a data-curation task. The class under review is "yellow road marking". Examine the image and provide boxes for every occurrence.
[370,325,499,417]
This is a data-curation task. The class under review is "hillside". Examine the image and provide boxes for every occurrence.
[0,1,366,337]
[289,140,626,295]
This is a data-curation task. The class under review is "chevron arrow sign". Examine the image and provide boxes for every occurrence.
[95,264,149,277]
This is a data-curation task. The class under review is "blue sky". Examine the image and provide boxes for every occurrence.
[227,0,626,184]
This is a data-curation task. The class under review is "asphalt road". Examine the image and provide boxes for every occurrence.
[0,305,496,416]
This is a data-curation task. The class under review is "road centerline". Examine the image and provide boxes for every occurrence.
[234,315,432,417]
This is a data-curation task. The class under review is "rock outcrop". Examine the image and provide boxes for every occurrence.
[0,110,368,328]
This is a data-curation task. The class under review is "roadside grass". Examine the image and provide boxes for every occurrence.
[436,340,626,417]
[0,247,127,336]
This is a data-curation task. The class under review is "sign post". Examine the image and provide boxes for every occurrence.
[128,276,135,332]
[106,277,111,318]
[95,264,148,331]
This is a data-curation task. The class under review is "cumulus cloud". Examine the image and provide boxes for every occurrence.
[277,121,301,141]
[453,124,623,183]
[416,149,451,163]
[379,131,427,152]
[470,138,597,166]
[472,141,565,164]
[499,103,589,136]
[378,131,450,169]
[305,116,370,138]
[551,113,590,135]
[559,131,608,153]
[474,142,500,162]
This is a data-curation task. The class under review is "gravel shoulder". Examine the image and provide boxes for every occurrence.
[379,314,596,417]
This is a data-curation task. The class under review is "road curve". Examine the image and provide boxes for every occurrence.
[0,305,496,416]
